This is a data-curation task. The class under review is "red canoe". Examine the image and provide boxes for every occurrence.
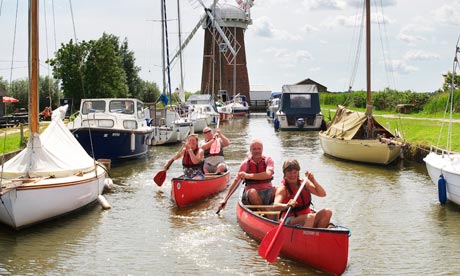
[171,172,231,207]
[236,200,350,275]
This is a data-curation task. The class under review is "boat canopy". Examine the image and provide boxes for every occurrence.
[1,105,97,178]
[279,84,321,115]
[321,105,395,140]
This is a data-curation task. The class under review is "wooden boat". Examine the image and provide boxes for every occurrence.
[68,98,153,160]
[318,0,403,165]
[0,0,110,229]
[424,37,460,205]
[274,84,325,131]
[236,200,350,275]
[171,171,230,207]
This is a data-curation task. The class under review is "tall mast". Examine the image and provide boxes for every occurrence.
[161,0,166,96]
[29,0,39,133]
[366,0,371,106]
[176,0,185,103]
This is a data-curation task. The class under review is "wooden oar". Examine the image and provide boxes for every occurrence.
[216,178,242,214]
[153,145,183,187]
[258,178,307,263]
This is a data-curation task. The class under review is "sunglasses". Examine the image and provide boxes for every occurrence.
[203,130,212,134]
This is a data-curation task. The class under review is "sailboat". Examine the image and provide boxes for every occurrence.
[0,0,110,229]
[424,38,460,205]
[318,0,403,165]
[147,0,192,145]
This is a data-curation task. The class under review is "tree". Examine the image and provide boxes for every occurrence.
[84,33,128,99]
[442,71,460,92]
[120,38,142,98]
[39,76,61,110]
[48,39,89,103]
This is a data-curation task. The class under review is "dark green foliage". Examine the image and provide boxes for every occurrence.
[320,88,432,113]
[48,33,145,109]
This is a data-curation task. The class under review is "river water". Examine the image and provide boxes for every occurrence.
[1,116,460,275]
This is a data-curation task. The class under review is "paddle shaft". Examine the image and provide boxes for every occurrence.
[258,178,308,262]
[216,178,242,214]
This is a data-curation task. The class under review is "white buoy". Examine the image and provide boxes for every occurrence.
[130,133,135,151]
[97,195,112,210]
[103,178,114,192]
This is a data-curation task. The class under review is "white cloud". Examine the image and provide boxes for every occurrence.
[302,0,346,10]
[389,59,418,74]
[403,50,440,62]
[252,16,302,41]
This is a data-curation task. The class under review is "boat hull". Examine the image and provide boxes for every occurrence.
[73,128,150,160]
[171,172,230,207]
[276,113,324,131]
[148,124,191,146]
[236,201,349,275]
[424,150,460,205]
[0,166,106,229]
[319,132,401,165]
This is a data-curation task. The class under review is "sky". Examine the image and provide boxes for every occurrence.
[1,0,460,94]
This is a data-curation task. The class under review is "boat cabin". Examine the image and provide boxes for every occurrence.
[274,84,324,131]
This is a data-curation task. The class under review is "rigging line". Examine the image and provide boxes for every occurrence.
[375,0,394,90]
[0,0,3,16]
[43,0,52,108]
[68,0,86,98]
[345,1,365,105]
[349,2,365,91]
[163,0,173,104]
[8,0,19,87]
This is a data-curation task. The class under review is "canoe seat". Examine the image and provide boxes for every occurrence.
[254,211,280,215]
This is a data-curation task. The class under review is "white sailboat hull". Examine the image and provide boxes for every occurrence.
[424,150,460,205]
[148,124,191,146]
[0,166,106,229]
[319,132,401,165]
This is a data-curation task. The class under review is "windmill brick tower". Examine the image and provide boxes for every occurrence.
[200,1,253,102]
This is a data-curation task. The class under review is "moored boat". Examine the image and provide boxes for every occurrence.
[274,85,324,130]
[424,37,460,205]
[171,171,230,207]
[318,0,403,165]
[0,1,110,229]
[236,200,350,275]
[68,98,153,160]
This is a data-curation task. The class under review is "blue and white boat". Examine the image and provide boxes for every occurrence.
[68,98,153,160]
[274,84,325,131]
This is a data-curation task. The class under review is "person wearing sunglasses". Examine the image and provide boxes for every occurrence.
[201,126,230,174]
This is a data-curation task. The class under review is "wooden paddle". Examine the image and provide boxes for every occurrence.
[258,178,308,263]
[216,178,242,214]
[153,145,183,187]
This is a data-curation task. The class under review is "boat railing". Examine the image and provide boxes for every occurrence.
[429,145,458,157]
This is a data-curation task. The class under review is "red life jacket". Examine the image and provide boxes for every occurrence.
[281,178,311,217]
[182,148,202,169]
[244,156,273,185]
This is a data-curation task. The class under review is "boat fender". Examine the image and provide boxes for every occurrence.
[274,118,280,131]
[97,195,112,210]
[176,128,180,141]
[104,178,114,191]
[130,133,135,151]
[438,174,447,205]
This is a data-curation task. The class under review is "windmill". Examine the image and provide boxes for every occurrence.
[170,0,253,102]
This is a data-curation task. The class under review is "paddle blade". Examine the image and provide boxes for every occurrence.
[153,170,167,187]
[258,224,288,263]
[210,138,221,154]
